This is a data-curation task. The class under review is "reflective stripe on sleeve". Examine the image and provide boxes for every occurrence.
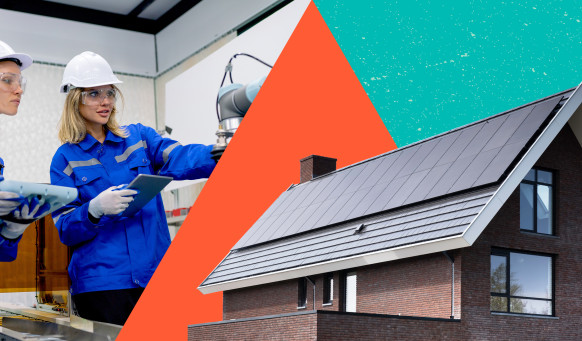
[63,159,102,176]
[162,142,181,164]
[53,208,76,223]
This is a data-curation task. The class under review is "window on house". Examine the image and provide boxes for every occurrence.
[520,168,554,235]
[323,273,333,305]
[344,272,357,312]
[298,277,307,308]
[490,249,553,316]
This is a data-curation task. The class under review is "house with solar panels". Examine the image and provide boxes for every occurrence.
[189,85,582,340]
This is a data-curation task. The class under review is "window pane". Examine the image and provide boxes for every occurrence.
[524,169,536,181]
[491,296,507,312]
[298,278,307,308]
[491,255,507,293]
[510,298,552,315]
[330,278,333,301]
[520,183,534,231]
[323,274,333,304]
[510,253,552,299]
[345,272,357,312]
[536,184,552,234]
[537,170,552,184]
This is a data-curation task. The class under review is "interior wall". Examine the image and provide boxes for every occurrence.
[154,33,236,132]
[164,0,310,148]
[0,63,155,183]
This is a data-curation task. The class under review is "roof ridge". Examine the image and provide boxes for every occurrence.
[293,87,575,187]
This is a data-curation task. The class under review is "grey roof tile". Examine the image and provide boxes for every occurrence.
[202,187,497,286]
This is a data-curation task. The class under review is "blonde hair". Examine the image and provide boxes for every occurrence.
[58,85,127,144]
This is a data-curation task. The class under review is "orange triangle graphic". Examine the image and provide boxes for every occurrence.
[118,2,396,339]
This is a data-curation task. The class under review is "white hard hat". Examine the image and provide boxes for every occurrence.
[0,40,33,70]
[60,51,122,93]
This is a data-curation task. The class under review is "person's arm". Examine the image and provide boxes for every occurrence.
[0,165,21,262]
[0,220,21,262]
[137,124,216,180]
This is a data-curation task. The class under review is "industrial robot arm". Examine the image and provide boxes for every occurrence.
[211,53,271,161]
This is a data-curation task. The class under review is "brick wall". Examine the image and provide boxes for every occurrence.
[189,311,462,340]
[316,311,462,340]
[357,252,461,319]
[224,273,342,320]
[189,312,317,341]
[459,124,582,340]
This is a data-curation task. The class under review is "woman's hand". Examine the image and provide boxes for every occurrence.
[0,191,22,216]
[88,185,138,218]
[0,197,50,239]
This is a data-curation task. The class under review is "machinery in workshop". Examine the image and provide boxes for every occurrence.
[163,53,271,230]
[0,217,121,340]
[211,53,271,160]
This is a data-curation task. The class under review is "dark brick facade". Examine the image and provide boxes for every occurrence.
[189,311,317,341]
[457,124,582,340]
[190,311,461,340]
[191,125,582,340]
[224,273,342,320]
[357,251,461,319]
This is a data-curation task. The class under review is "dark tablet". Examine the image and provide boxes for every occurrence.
[120,174,173,217]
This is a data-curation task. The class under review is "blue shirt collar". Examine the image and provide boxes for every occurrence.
[78,130,123,150]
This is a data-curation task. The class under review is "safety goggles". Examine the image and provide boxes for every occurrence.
[81,88,117,105]
[0,72,26,93]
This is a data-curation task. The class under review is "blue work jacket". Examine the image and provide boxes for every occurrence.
[0,156,22,262]
[50,124,215,294]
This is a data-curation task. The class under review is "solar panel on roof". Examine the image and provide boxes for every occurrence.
[232,92,567,250]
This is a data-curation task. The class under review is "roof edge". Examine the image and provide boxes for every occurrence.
[463,81,582,244]
[198,234,471,294]
[292,87,577,188]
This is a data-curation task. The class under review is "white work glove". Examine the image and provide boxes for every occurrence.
[0,191,21,216]
[0,199,47,239]
[1,221,29,240]
[88,185,137,219]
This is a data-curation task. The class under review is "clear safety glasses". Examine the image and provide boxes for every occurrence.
[0,72,26,93]
[81,88,117,105]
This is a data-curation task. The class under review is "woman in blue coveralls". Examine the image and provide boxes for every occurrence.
[50,51,216,325]
[0,40,38,262]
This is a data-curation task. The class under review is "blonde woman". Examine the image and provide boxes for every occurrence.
[50,51,216,325]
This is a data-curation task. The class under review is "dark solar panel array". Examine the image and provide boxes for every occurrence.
[233,93,566,249]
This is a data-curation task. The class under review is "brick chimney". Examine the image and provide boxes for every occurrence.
[300,155,337,184]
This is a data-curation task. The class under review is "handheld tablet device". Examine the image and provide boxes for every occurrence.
[118,174,173,217]
[0,180,78,223]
